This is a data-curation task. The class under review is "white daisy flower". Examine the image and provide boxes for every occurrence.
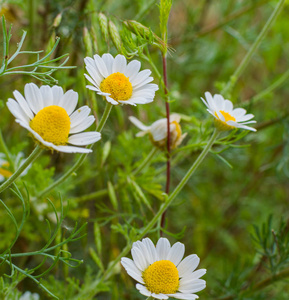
[84,53,159,106]
[121,237,206,300]
[129,113,187,150]
[7,83,101,153]
[201,92,257,132]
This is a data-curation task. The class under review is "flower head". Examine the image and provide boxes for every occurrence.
[129,114,186,150]
[201,92,257,131]
[84,54,158,106]
[121,237,206,300]
[7,83,101,153]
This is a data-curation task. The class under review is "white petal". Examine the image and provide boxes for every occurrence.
[84,73,99,88]
[105,96,119,105]
[69,115,95,134]
[213,94,225,110]
[179,279,206,294]
[232,107,246,117]
[142,238,158,263]
[40,85,53,108]
[68,132,101,146]
[133,83,159,93]
[136,284,152,297]
[224,100,233,112]
[51,86,64,105]
[152,293,169,299]
[93,54,109,78]
[117,99,136,106]
[24,83,43,114]
[7,99,30,124]
[124,60,141,80]
[167,293,199,299]
[177,255,200,278]
[86,85,101,92]
[133,76,154,90]
[112,54,127,73]
[179,269,206,285]
[58,90,78,115]
[131,246,148,271]
[156,238,171,260]
[85,64,103,86]
[167,242,185,266]
[13,90,34,120]
[102,53,114,74]
[129,116,150,131]
[51,145,92,153]
[70,106,91,128]
[132,241,151,266]
[121,258,144,284]
[131,69,151,86]
[235,113,255,122]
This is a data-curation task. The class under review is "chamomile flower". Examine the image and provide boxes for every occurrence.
[121,237,206,300]
[129,114,186,150]
[84,53,158,106]
[201,92,257,131]
[7,83,101,153]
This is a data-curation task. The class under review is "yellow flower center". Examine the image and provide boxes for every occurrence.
[214,110,236,131]
[142,260,179,294]
[30,105,71,145]
[100,72,133,101]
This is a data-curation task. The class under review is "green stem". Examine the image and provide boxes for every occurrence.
[222,0,285,96]
[0,145,42,194]
[0,129,15,172]
[96,102,113,132]
[37,103,113,199]
[132,147,158,176]
[100,129,219,282]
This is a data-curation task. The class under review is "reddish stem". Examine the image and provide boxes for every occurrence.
[160,53,170,235]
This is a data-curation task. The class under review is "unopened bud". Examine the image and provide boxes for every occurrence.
[108,20,122,52]
[124,20,167,52]
[98,13,109,41]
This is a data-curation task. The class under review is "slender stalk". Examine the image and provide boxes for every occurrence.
[37,103,113,199]
[0,145,42,193]
[222,0,285,96]
[160,53,170,235]
[96,102,113,132]
[0,129,15,172]
[100,129,219,284]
